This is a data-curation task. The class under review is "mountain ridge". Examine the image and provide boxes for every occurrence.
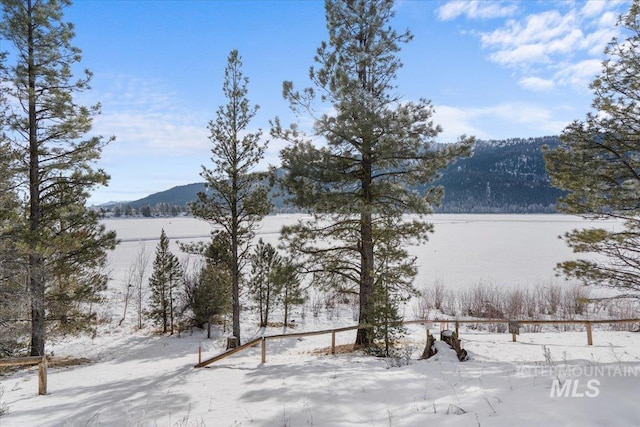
[103,136,563,214]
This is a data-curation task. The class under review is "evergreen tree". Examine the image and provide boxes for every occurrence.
[272,0,473,348]
[190,50,272,345]
[148,230,182,334]
[249,239,304,328]
[181,231,232,333]
[0,69,28,356]
[0,0,116,355]
[544,1,640,298]
[248,239,280,328]
[371,219,417,356]
[271,255,303,326]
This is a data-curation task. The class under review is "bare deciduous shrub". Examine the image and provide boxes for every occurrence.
[544,284,563,315]
[413,282,612,324]
[411,280,638,333]
[309,293,323,318]
[432,280,446,312]
[503,288,526,319]
[562,284,589,316]
[605,300,640,331]
[412,288,433,319]
[0,386,8,416]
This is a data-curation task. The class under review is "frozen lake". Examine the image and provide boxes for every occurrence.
[101,214,618,292]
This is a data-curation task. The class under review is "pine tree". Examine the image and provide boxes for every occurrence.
[271,255,303,326]
[0,71,28,355]
[190,50,272,345]
[272,0,473,348]
[248,239,280,328]
[544,0,640,298]
[371,219,417,356]
[249,239,303,328]
[181,231,232,333]
[0,0,116,355]
[148,230,182,334]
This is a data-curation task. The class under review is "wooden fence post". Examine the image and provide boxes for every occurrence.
[198,344,202,365]
[509,321,520,343]
[455,321,459,337]
[38,356,47,395]
[331,330,336,355]
[586,322,593,346]
[261,337,266,363]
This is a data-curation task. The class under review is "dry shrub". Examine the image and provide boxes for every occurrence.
[414,280,600,324]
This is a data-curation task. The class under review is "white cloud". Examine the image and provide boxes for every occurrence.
[88,74,210,155]
[436,0,517,21]
[93,112,208,153]
[582,0,626,19]
[519,76,555,91]
[433,105,489,142]
[582,26,618,55]
[484,103,553,125]
[472,1,629,93]
[554,59,603,92]
[581,0,608,18]
[434,102,570,142]
[489,43,549,66]
[481,10,579,59]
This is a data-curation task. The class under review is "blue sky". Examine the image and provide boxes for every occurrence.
[50,0,631,204]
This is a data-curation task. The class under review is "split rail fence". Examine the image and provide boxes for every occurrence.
[194,318,640,368]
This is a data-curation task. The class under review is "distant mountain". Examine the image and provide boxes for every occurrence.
[126,182,207,209]
[117,136,565,214]
[432,136,565,213]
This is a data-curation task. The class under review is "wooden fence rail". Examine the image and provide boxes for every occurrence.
[0,356,47,395]
[194,318,640,368]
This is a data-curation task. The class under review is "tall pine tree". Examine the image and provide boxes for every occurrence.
[190,50,272,345]
[544,0,640,298]
[272,0,473,348]
[0,0,116,355]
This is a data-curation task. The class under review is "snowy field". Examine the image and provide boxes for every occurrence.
[2,214,639,427]
[102,214,618,291]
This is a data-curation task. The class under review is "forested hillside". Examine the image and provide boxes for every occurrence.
[102,136,565,215]
[434,136,565,213]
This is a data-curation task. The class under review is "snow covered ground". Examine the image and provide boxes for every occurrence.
[1,215,638,426]
[2,319,640,426]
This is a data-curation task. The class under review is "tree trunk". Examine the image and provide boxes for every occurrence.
[264,289,270,327]
[356,210,375,348]
[30,255,45,356]
[356,141,375,348]
[27,0,45,357]
[169,275,174,335]
[162,288,168,333]
[283,287,289,326]
[231,214,241,345]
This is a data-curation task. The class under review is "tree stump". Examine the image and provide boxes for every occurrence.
[226,337,238,350]
[440,329,468,361]
[420,330,437,359]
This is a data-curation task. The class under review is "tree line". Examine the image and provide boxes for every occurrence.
[139,231,304,339]
[2,0,640,359]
